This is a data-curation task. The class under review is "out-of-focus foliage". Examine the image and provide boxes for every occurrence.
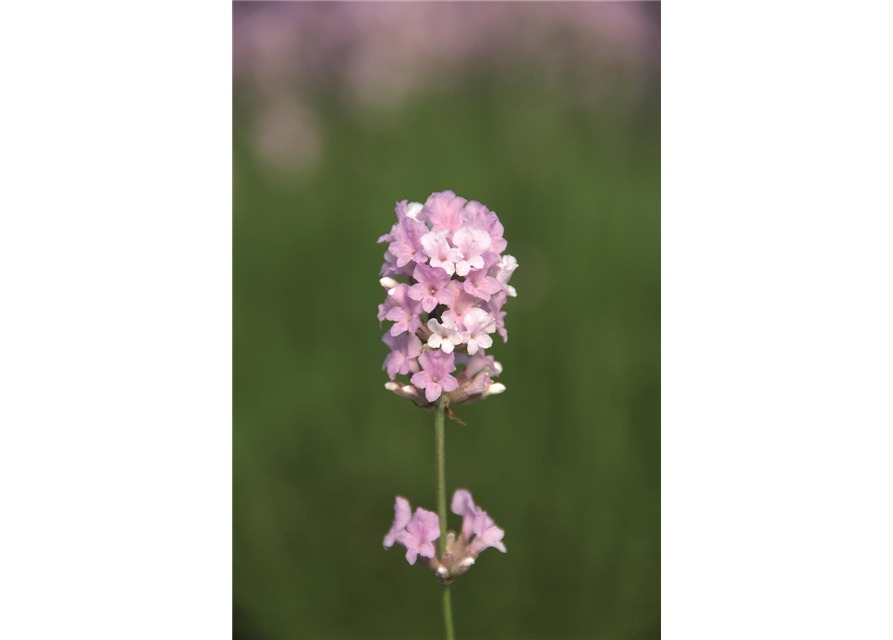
[234,3,660,638]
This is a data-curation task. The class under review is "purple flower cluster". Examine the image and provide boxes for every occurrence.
[378,191,518,407]
[383,490,506,582]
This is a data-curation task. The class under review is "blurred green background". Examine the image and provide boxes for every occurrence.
[234,3,659,638]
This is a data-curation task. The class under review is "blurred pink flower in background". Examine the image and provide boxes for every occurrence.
[233,2,660,176]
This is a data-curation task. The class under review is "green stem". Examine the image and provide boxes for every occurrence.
[441,584,455,640]
[435,401,448,552]
[434,401,455,640]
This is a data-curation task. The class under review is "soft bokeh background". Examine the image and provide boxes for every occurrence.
[233,3,660,638]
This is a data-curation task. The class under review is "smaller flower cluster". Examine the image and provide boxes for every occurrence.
[377,191,518,410]
[383,489,506,584]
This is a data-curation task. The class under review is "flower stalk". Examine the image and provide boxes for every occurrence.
[435,399,448,551]
[434,399,455,639]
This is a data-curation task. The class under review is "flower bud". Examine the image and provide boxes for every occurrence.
[485,382,506,396]
[405,202,424,219]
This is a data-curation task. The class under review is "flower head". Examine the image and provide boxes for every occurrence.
[377,191,517,412]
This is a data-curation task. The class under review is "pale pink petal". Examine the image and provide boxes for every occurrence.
[424,382,442,403]
[383,496,412,549]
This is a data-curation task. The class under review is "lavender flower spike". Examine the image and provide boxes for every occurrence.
[376,191,518,417]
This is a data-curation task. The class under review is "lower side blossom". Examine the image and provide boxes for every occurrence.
[394,507,440,565]
[451,489,506,555]
[384,489,506,582]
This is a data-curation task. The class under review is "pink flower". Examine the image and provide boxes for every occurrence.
[463,352,502,379]
[395,507,440,565]
[462,308,496,355]
[411,350,459,402]
[486,290,509,343]
[382,332,422,380]
[420,229,458,275]
[383,284,423,336]
[385,490,506,577]
[383,496,412,549]
[451,226,492,277]
[441,282,483,328]
[461,200,508,255]
[462,255,502,301]
[426,316,463,354]
[450,489,507,555]
[423,190,467,236]
[379,248,401,277]
[493,254,519,297]
[451,488,480,538]
[408,263,454,313]
[469,514,507,555]
[463,371,492,397]
[388,208,429,268]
